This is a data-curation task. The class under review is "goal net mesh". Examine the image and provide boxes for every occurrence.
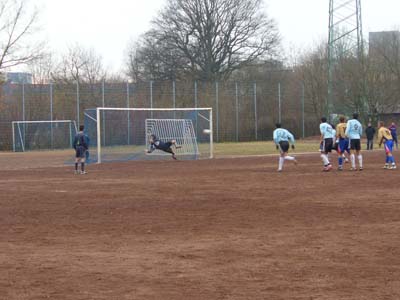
[145,119,199,156]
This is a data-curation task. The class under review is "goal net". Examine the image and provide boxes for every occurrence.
[84,108,213,163]
[12,120,77,152]
[145,119,199,156]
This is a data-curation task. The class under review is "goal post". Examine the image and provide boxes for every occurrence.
[84,107,213,163]
[12,120,77,152]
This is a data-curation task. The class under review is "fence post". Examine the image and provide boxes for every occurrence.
[278,82,281,124]
[12,122,15,152]
[102,80,105,146]
[69,122,72,148]
[302,83,305,139]
[172,80,176,118]
[127,82,130,145]
[50,83,53,149]
[76,81,80,127]
[254,82,258,141]
[194,81,198,137]
[22,83,25,146]
[150,80,153,118]
[235,82,239,142]
[22,83,25,122]
[194,81,198,108]
[215,81,219,143]
[96,108,101,163]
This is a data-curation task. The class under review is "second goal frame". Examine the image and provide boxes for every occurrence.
[12,120,77,152]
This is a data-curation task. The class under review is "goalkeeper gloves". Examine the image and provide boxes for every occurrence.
[276,145,279,150]
[291,144,295,150]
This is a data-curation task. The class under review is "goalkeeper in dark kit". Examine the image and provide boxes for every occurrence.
[146,134,182,160]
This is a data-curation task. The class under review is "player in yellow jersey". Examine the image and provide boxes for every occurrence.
[335,116,350,171]
[378,121,397,170]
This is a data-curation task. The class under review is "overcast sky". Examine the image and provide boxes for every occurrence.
[33,0,400,73]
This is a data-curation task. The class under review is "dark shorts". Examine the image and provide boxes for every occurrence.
[164,142,173,149]
[332,142,338,152]
[157,142,173,152]
[350,139,361,151]
[279,141,290,153]
[75,146,86,158]
[322,138,333,153]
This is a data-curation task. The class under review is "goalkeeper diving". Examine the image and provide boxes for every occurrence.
[146,134,182,160]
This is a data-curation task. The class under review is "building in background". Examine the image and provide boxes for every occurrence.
[369,31,400,59]
[3,72,32,84]
[370,31,400,124]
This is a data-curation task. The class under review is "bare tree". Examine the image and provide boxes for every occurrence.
[127,0,280,81]
[26,51,54,84]
[126,34,184,82]
[297,35,373,122]
[0,0,43,70]
[54,44,106,84]
[295,44,328,123]
[363,33,400,120]
[126,40,142,82]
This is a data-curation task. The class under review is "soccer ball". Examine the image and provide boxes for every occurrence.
[203,129,211,134]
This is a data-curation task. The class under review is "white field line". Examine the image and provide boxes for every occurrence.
[216,148,382,159]
[216,151,321,159]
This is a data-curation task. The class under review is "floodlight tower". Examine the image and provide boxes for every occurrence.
[327,0,364,118]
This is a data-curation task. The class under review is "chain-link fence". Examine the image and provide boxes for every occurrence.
[0,80,320,151]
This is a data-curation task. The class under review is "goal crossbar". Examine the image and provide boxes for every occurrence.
[12,120,75,124]
[96,107,212,112]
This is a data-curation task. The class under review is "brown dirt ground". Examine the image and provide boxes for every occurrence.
[1,150,400,300]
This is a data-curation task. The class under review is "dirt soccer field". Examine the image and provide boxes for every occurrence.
[1,150,400,300]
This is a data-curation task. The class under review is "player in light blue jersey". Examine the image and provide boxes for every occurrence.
[319,117,334,171]
[345,113,363,171]
[273,123,297,172]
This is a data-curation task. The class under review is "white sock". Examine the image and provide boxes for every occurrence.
[278,157,284,170]
[321,154,329,166]
[285,156,295,161]
[358,155,363,168]
[351,154,356,168]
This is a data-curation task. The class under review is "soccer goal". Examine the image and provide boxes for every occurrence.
[12,120,77,152]
[83,107,213,163]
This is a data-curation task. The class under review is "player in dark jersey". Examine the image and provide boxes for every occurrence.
[146,134,181,160]
[73,125,89,174]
